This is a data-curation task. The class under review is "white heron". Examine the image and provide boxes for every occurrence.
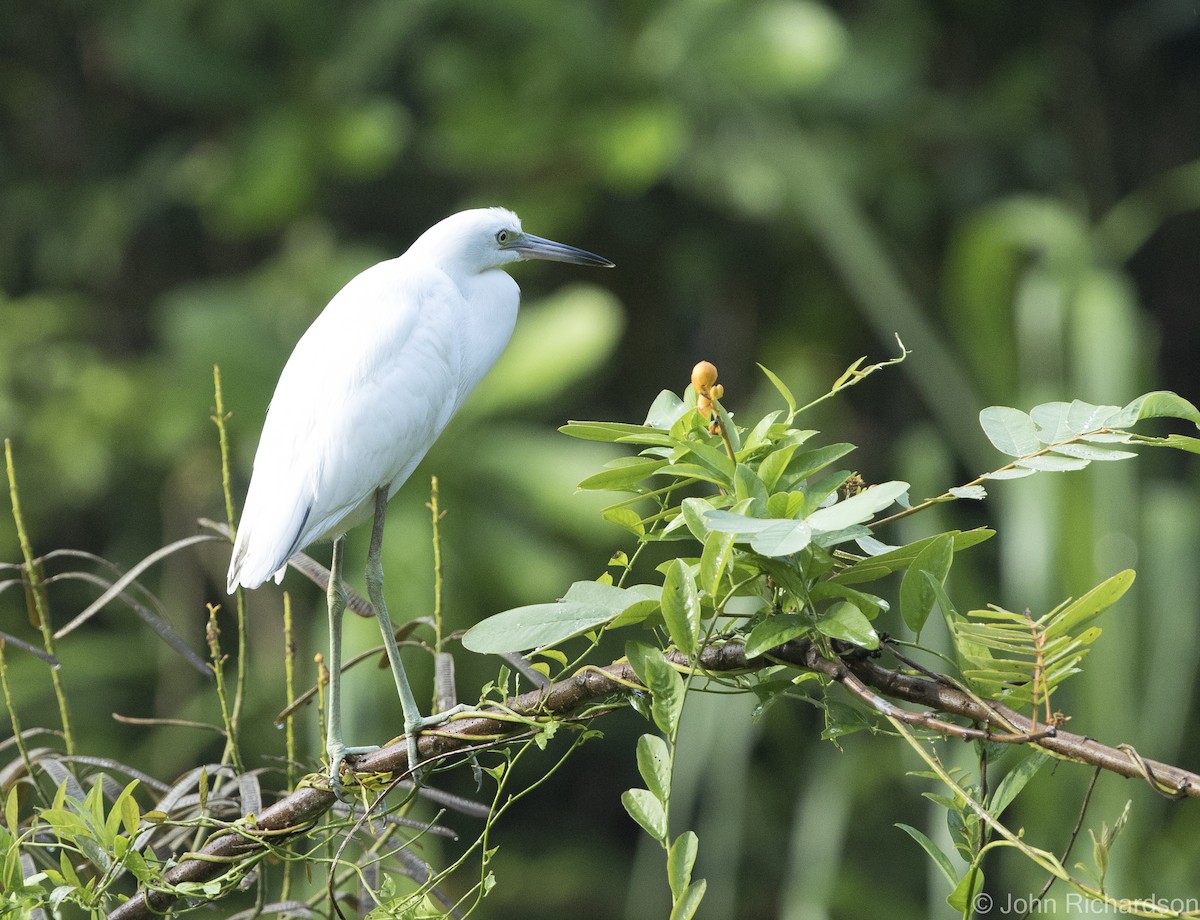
[226,207,613,791]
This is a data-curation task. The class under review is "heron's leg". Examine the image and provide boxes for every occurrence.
[325,535,375,797]
[365,487,472,777]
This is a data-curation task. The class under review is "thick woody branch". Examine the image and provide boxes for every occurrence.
[107,638,1199,920]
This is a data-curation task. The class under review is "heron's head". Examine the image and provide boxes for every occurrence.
[412,208,614,276]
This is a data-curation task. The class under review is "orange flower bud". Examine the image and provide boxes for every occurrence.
[710,383,724,401]
[697,394,714,419]
[691,360,718,393]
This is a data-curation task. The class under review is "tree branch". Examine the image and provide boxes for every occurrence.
[107,638,1199,920]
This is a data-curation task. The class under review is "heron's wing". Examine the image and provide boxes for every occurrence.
[228,262,465,590]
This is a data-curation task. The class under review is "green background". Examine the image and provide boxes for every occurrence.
[3,1,1200,917]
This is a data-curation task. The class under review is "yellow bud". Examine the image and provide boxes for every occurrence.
[691,360,718,393]
[697,394,714,419]
[710,383,724,401]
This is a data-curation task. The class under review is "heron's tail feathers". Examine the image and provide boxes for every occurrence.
[226,501,310,593]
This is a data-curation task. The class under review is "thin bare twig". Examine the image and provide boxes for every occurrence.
[1021,766,1102,920]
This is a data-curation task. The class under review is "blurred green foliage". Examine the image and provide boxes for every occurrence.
[3,0,1200,917]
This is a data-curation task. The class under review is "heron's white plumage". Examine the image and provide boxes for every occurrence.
[226,207,560,592]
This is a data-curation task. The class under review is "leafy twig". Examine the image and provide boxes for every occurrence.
[105,637,1200,920]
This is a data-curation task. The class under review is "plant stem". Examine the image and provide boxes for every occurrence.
[429,476,444,652]
[283,591,297,791]
[5,439,74,756]
[0,642,36,791]
[207,605,244,773]
[212,366,247,751]
[871,430,1117,531]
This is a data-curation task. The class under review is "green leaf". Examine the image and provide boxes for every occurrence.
[1032,399,1130,441]
[679,495,743,541]
[668,831,699,900]
[669,879,708,920]
[712,396,741,453]
[805,481,908,532]
[1090,828,1108,883]
[645,389,688,429]
[603,505,646,536]
[622,788,667,842]
[809,581,886,619]
[463,599,614,653]
[676,496,710,541]
[815,601,879,649]
[4,788,17,841]
[980,406,1041,456]
[1044,569,1135,638]
[108,786,140,844]
[86,775,106,828]
[982,467,1036,480]
[750,518,814,556]
[562,579,634,609]
[947,867,984,915]
[1066,400,1122,433]
[74,827,111,873]
[627,641,687,736]
[744,614,810,659]
[625,639,657,685]
[989,751,1049,817]
[2,831,20,890]
[899,534,953,635]
[703,510,813,557]
[833,528,993,585]
[661,560,701,655]
[700,528,736,598]
[803,469,854,509]
[607,584,664,629]
[1049,442,1137,462]
[1145,433,1200,454]
[560,420,674,445]
[1109,390,1200,429]
[780,442,856,488]
[679,439,735,484]
[741,410,785,452]
[757,444,798,490]
[59,848,82,887]
[1030,401,1074,442]
[895,823,957,887]
[733,464,769,508]
[948,485,987,500]
[578,456,667,491]
[766,490,806,520]
[655,462,731,488]
[123,847,153,884]
[758,363,796,415]
[933,580,994,673]
[1015,454,1090,472]
[637,734,672,804]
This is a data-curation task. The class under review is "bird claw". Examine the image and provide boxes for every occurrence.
[402,703,475,781]
[326,742,379,801]
[404,731,423,783]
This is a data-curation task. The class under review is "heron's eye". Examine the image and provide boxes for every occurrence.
[496,229,510,244]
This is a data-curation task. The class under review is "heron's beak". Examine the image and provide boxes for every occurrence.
[510,233,615,268]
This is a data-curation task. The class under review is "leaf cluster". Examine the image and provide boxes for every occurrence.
[458,359,1200,918]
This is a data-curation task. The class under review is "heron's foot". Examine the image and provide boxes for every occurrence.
[402,703,476,780]
[326,741,379,801]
